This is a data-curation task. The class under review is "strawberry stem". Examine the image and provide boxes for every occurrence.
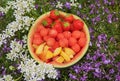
[42,20,48,26]
[55,10,60,16]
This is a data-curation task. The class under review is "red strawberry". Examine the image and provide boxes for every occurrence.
[69,37,77,46]
[53,42,59,50]
[65,14,74,22]
[54,18,62,23]
[33,33,41,38]
[36,24,44,33]
[50,10,60,20]
[32,37,43,45]
[73,19,84,30]
[78,37,86,47]
[49,29,58,38]
[40,28,48,37]
[53,22,63,33]
[63,21,71,31]
[42,17,52,27]
[57,33,64,40]
[59,38,68,47]
[63,31,71,39]
[43,36,50,41]
[72,30,81,39]
[80,31,86,38]
[72,44,80,53]
[46,38,56,47]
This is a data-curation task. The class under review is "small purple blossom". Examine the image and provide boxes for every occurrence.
[80,75,87,81]
[104,0,108,4]
[109,68,115,74]
[64,2,71,9]
[107,14,113,23]
[0,12,5,17]
[78,4,82,8]
[103,59,111,64]
[69,73,77,80]
[35,4,39,9]
[104,8,109,13]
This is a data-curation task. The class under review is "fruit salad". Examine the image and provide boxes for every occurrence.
[31,10,86,63]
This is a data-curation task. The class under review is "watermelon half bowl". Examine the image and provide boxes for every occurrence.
[27,10,90,68]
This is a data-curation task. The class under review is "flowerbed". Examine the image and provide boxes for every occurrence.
[0,0,120,81]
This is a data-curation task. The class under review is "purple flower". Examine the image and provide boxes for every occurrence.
[69,73,77,80]
[64,2,71,9]
[78,4,82,8]
[103,59,110,64]
[0,12,5,17]
[104,0,108,4]
[95,15,101,22]
[80,75,87,81]
[97,34,107,43]
[76,11,80,15]
[35,4,39,9]
[116,74,120,81]
[104,8,109,13]
[109,68,115,74]
[107,14,112,23]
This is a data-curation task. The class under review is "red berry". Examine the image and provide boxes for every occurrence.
[49,29,58,37]
[50,10,60,20]
[73,19,84,30]
[63,31,71,39]
[78,37,86,47]
[65,14,74,22]
[33,33,41,38]
[72,44,80,53]
[53,22,63,33]
[80,31,86,38]
[42,17,52,27]
[59,38,68,47]
[57,33,64,40]
[32,37,43,45]
[69,37,77,46]
[46,38,56,47]
[53,42,59,50]
[72,30,81,39]
[43,36,50,41]
[40,28,48,37]
[63,21,71,31]
[54,18,62,23]
[36,24,44,33]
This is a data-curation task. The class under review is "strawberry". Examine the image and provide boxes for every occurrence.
[43,36,50,41]
[63,21,71,31]
[40,28,48,37]
[33,33,41,38]
[63,31,71,39]
[69,37,77,47]
[72,30,81,39]
[36,24,44,33]
[50,10,60,20]
[54,18,62,23]
[57,33,64,40]
[42,17,52,27]
[80,31,86,38]
[78,37,86,47]
[65,14,74,22]
[72,44,80,53]
[46,38,56,47]
[53,22,63,33]
[59,38,68,47]
[49,29,58,38]
[32,37,43,45]
[53,42,59,50]
[73,19,84,30]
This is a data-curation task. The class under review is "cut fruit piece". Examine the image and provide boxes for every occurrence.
[46,50,54,59]
[55,56,64,63]
[60,51,70,62]
[72,44,80,53]
[35,43,46,54]
[38,52,47,62]
[64,47,75,58]
[53,47,62,57]
[43,45,50,53]
[32,44,38,49]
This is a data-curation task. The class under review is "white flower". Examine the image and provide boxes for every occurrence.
[6,39,23,61]
[56,1,63,9]
[3,75,14,81]
[18,58,58,81]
